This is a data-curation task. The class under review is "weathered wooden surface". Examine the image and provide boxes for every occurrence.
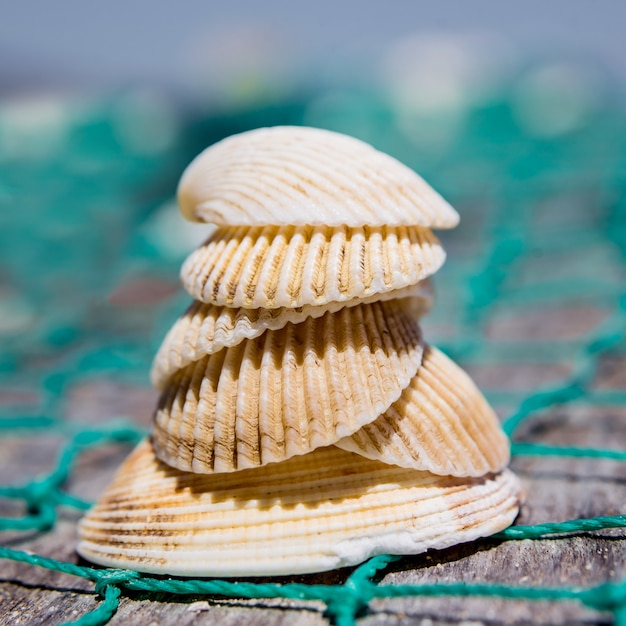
[1,302,625,625]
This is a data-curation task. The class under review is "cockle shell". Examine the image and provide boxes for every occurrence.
[181,224,444,309]
[150,281,433,390]
[337,345,510,477]
[177,126,459,228]
[77,126,522,581]
[77,439,520,577]
[152,300,423,474]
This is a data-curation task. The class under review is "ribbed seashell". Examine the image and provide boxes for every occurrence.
[177,126,459,228]
[181,224,444,309]
[337,345,510,477]
[150,281,433,390]
[153,300,423,474]
[77,439,520,577]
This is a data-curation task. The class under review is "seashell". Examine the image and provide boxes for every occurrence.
[150,281,433,390]
[337,345,510,477]
[78,127,522,580]
[177,126,459,228]
[77,438,520,577]
[180,224,445,309]
[152,300,423,474]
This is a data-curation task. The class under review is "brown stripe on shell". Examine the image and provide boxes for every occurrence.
[337,345,510,477]
[180,224,445,309]
[152,300,424,474]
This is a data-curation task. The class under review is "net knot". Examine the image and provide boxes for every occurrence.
[25,479,53,509]
[94,569,141,597]
[324,585,371,623]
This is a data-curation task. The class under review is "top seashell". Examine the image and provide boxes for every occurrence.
[177,126,460,228]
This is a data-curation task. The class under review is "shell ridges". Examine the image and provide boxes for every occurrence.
[180,224,445,309]
[337,345,510,477]
[152,300,424,474]
[177,126,459,228]
[150,282,433,390]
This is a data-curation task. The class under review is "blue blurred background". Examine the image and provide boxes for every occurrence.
[2,1,625,97]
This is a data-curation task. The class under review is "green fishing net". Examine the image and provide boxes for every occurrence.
[1,65,626,625]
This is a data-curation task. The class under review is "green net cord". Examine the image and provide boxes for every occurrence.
[3,543,626,626]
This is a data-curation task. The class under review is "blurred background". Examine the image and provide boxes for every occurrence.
[2,0,626,97]
[1,0,625,423]
[3,5,626,622]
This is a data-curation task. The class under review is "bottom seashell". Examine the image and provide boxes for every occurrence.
[77,439,521,577]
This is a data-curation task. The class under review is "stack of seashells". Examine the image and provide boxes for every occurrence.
[77,127,521,577]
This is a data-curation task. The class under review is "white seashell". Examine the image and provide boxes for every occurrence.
[77,439,520,577]
[337,345,510,477]
[150,281,433,390]
[180,224,444,309]
[177,126,459,228]
[152,301,423,474]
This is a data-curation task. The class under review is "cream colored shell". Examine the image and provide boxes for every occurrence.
[150,281,432,390]
[181,224,444,309]
[77,439,520,577]
[77,127,521,579]
[337,345,510,477]
[177,126,459,228]
[152,300,423,474]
